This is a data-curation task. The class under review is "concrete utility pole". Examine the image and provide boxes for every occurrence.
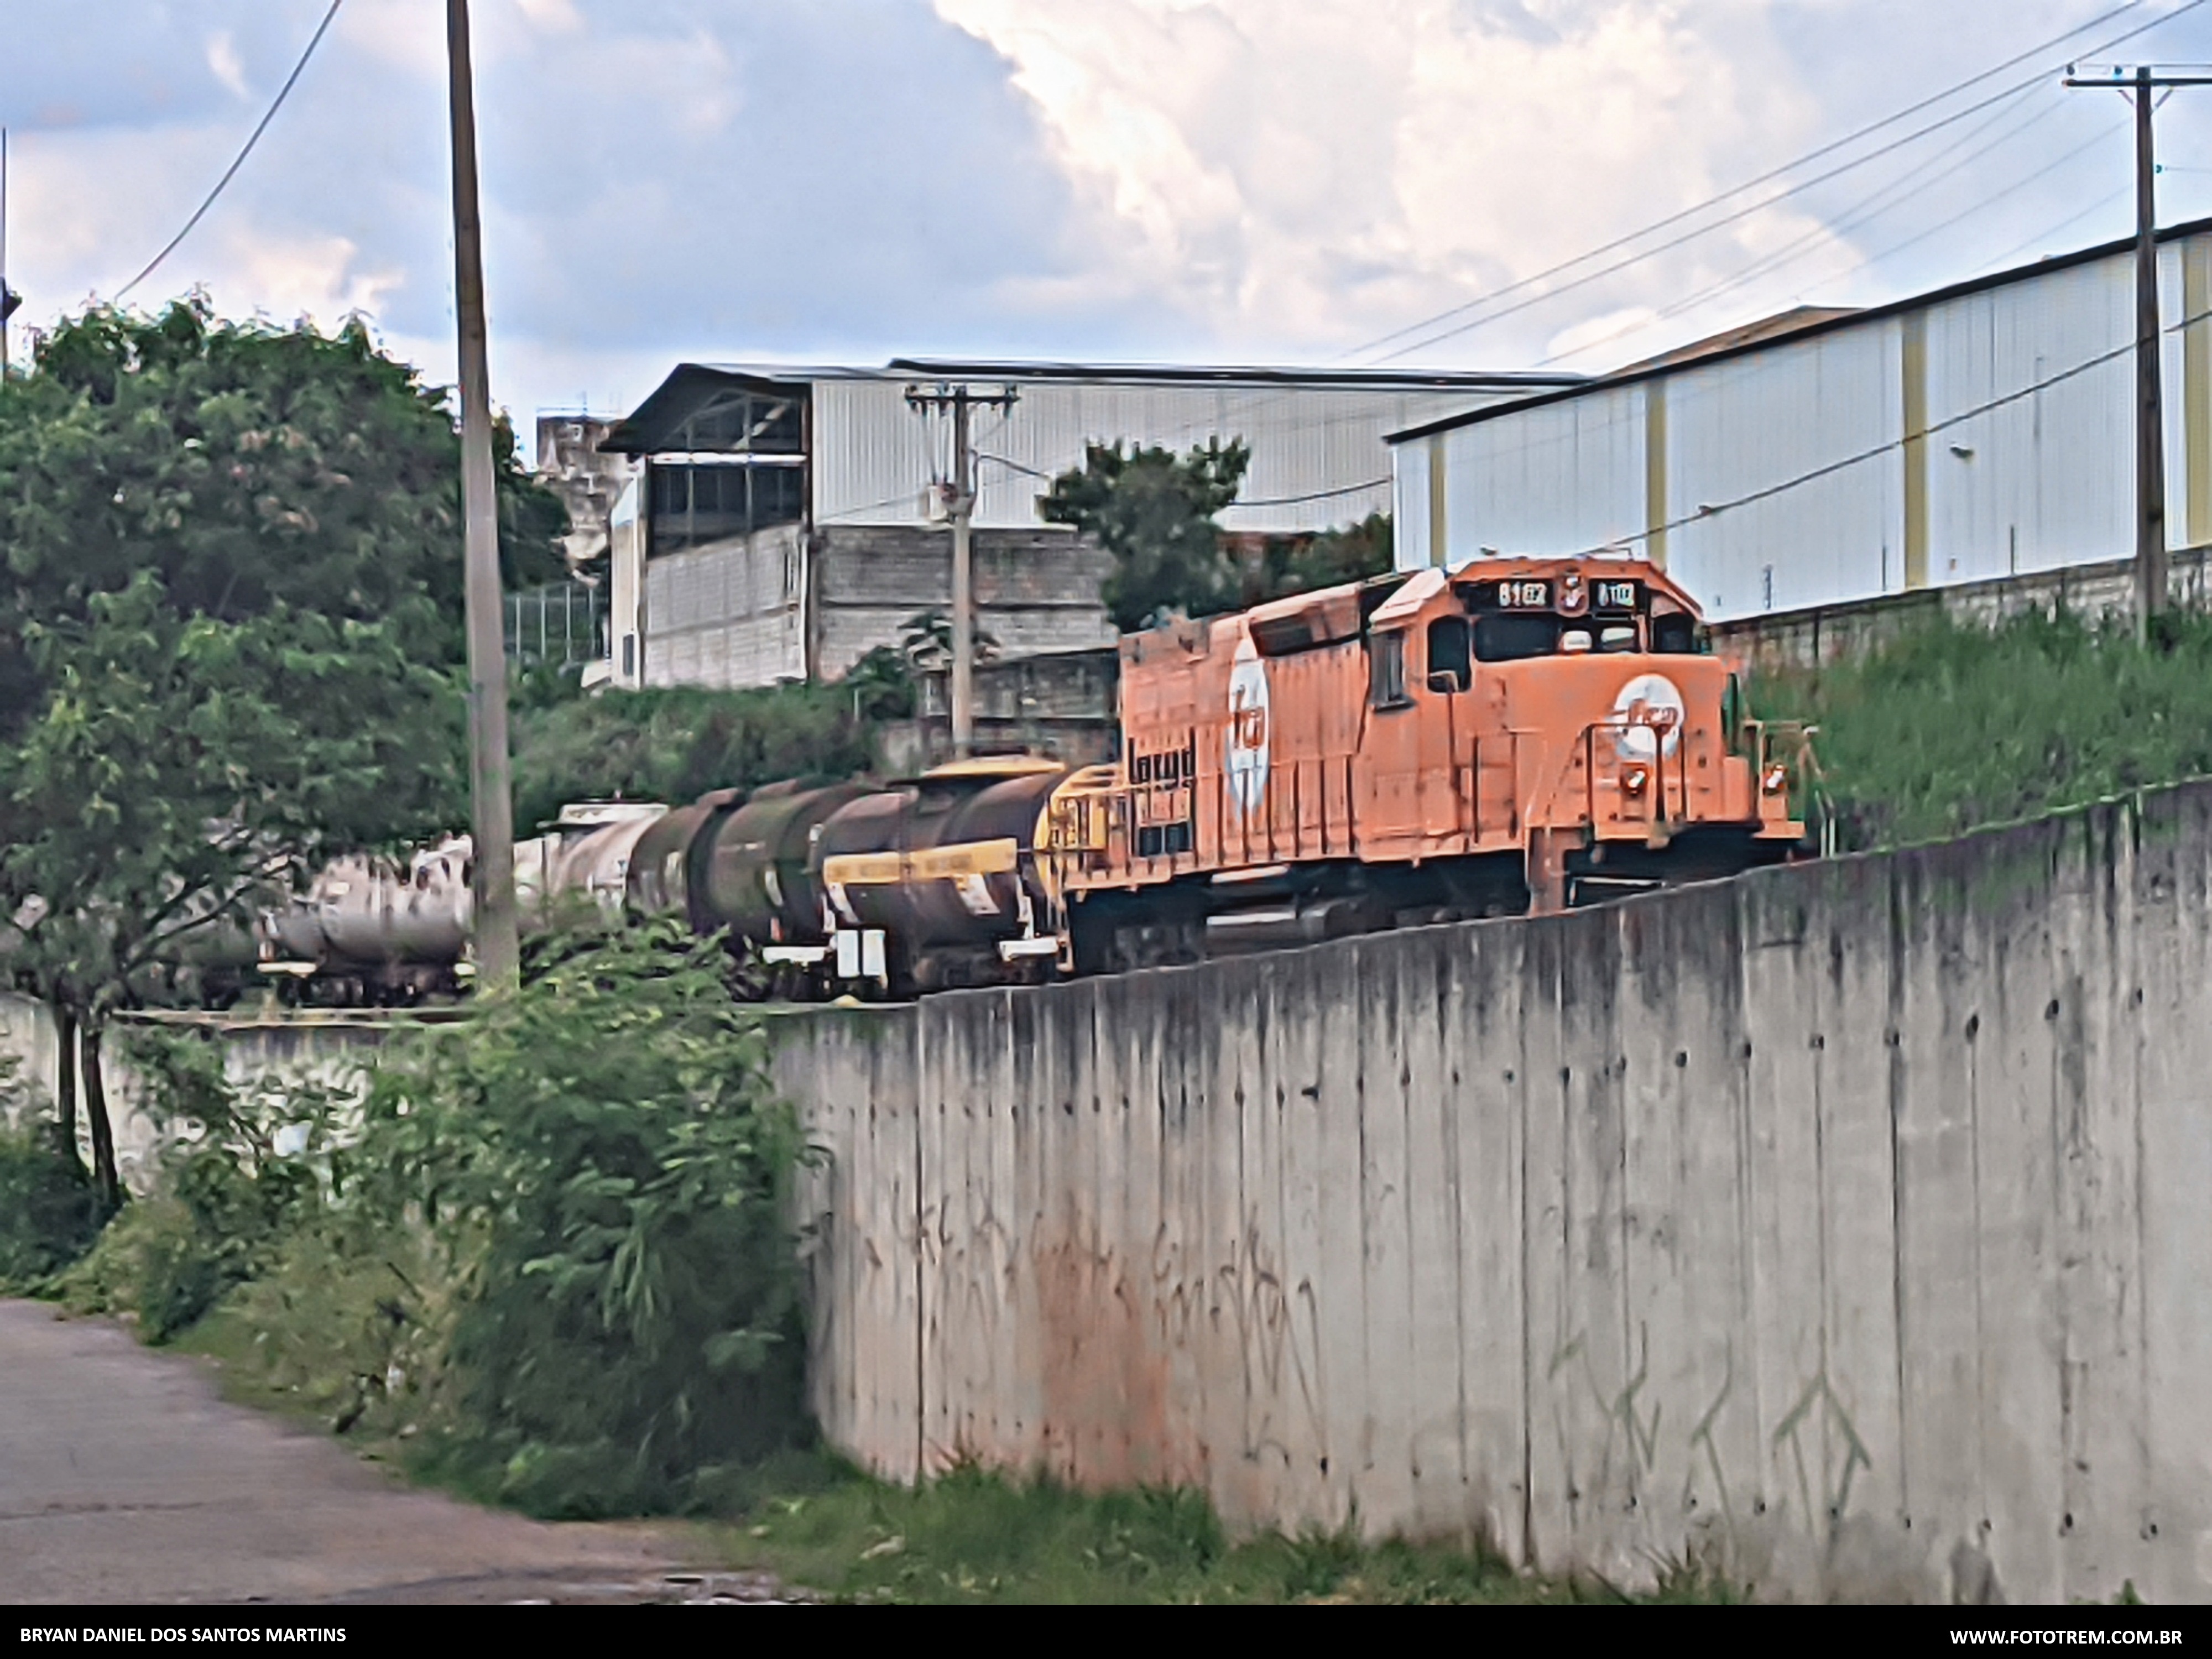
[446,0,519,990]
[904,382,1018,756]
[2067,62,2212,638]
[2,129,19,382]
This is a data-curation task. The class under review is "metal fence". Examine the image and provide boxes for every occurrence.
[504,580,607,670]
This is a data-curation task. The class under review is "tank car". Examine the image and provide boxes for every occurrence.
[811,758,1069,997]
[258,837,475,1005]
[690,780,870,994]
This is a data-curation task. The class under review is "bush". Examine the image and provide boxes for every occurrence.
[349,920,816,1514]
[51,1032,347,1340]
[511,681,895,832]
[1759,606,2212,850]
[0,1099,102,1288]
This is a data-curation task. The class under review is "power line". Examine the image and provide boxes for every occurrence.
[113,0,346,304]
[1566,301,2212,561]
[1354,0,2205,364]
[1535,87,2065,369]
[1547,101,2125,372]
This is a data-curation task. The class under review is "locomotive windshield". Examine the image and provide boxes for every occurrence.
[1454,573,1704,660]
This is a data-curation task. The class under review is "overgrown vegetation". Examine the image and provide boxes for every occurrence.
[1757,606,2212,851]
[43,925,814,1517]
[509,658,912,833]
[707,1461,1744,1605]
[0,299,567,1203]
[0,1058,102,1289]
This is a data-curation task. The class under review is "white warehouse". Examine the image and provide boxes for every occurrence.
[1390,217,2212,624]
[595,359,1576,690]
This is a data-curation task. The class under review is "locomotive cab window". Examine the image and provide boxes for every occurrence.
[1651,612,1700,654]
[1473,612,1562,662]
[1426,616,1471,693]
[1369,630,1410,707]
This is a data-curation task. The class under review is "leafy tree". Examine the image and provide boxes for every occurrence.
[1041,439,1250,632]
[510,682,883,835]
[1238,513,1395,604]
[0,300,564,1202]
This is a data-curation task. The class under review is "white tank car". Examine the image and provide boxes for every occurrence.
[263,837,475,1000]
[541,804,668,921]
[260,804,666,1001]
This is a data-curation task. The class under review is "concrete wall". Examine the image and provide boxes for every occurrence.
[1712,544,2212,674]
[641,521,808,689]
[0,1002,410,1191]
[813,525,1115,682]
[638,522,1115,691]
[776,781,2212,1603]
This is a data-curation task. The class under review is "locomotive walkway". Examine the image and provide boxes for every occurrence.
[0,1301,776,1605]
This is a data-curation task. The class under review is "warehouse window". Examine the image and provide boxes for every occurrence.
[1369,631,1409,707]
[646,461,806,556]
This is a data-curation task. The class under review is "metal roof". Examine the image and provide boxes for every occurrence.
[1384,213,2212,446]
[601,358,1582,455]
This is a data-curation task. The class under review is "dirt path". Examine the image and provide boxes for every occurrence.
[0,1300,782,1605]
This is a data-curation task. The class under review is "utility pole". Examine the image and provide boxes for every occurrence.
[446,0,518,990]
[904,382,1018,757]
[2067,62,2212,638]
[2,128,19,382]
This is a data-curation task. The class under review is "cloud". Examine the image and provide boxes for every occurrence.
[2,0,2208,452]
[206,31,250,101]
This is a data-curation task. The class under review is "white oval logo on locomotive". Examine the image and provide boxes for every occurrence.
[1225,635,1270,818]
[1613,672,1686,762]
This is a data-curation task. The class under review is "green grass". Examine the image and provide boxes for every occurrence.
[704,1460,1746,1605]
[1756,607,2212,851]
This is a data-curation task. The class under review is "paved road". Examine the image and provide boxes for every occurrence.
[0,1301,780,1605]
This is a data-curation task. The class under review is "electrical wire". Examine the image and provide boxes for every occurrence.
[113,0,346,303]
[1534,87,2065,368]
[1969,181,2137,275]
[1354,0,2205,364]
[1565,301,2212,560]
[1546,102,2125,371]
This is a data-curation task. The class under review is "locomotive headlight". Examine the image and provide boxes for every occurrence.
[1621,765,1649,795]
[1763,765,1788,795]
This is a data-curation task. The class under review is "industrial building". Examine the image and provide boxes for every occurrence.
[1390,217,2212,624]
[591,360,1577,691]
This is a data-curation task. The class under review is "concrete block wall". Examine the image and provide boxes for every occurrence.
[1710,544,2212,674]
[813,525,1115,682]
[775,780,2212,1602]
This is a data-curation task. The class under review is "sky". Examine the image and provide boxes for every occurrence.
[3,1,2210,460]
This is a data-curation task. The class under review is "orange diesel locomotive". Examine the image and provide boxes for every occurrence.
[811,555,1810,991]
[1033,555,1808,974]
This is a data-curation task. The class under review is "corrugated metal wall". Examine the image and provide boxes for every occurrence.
[1397,233,2212,624]
[815,379,1534,535]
